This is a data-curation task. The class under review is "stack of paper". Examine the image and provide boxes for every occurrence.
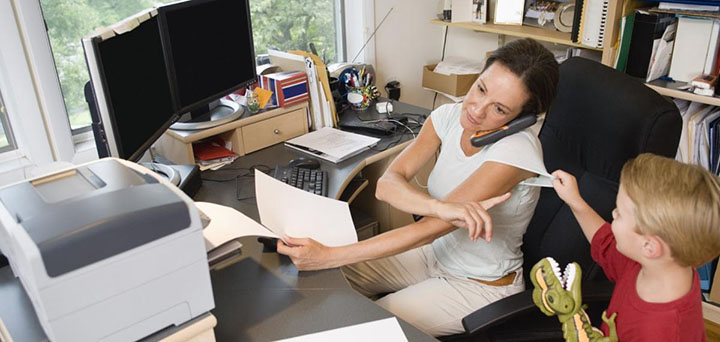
[196,170,358,266]
[284,127,380,163]
[193,137,239,171]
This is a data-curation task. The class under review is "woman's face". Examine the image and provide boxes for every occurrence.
[460,62,530,132]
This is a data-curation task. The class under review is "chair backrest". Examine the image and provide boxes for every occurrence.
[521,57,682,283]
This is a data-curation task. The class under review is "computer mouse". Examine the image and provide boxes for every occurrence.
[288,157,321,169]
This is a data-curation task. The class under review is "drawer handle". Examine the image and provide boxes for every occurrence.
[274,129,281,135]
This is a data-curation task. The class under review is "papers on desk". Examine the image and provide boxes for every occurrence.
[197,170,357,261]
[273,317,407,342]
[285,127,380,163]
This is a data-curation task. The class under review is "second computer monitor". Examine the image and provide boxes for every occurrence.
[158,0,257,115]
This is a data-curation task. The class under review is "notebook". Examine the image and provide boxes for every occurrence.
[284,127,380,164]
[580,0,610,48]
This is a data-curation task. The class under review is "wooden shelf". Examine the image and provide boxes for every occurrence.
[704,301,720,324]
[430,19,602,51]
[645,80,720,107]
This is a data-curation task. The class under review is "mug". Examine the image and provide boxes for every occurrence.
[346,86,372,111]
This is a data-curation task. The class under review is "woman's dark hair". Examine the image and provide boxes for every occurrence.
[482,38,558,115]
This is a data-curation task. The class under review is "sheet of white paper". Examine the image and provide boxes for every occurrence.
[286,127,379,160]
[432,57,484,76]
[494,0,524,24]
[520,174,554,188]
[195,201,278,251]
[255,170,358,247]
[273,317,407,342]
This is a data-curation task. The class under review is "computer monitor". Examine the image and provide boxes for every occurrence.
[83,0,257,162]
[159,0,257,130]
[83,12,176,162]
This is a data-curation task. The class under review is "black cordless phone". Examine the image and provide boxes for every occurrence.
[470,114,537,147]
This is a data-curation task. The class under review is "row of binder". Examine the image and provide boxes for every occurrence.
[268,50,337,131]
[674,98,720,176]
[615,8,720,84]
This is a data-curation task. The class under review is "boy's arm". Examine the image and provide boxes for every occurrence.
[551,170,606,242]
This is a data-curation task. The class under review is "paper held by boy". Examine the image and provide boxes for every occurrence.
[198,170,357,251]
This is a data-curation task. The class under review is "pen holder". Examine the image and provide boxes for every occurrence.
[346,86,373,111]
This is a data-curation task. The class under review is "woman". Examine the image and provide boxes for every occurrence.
[277,38,559,336]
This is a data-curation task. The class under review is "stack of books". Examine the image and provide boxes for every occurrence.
[193,137,239,171]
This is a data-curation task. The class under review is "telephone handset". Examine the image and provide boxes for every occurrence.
[470,114,537,147]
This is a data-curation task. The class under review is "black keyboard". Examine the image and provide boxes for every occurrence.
[273,165,328,197]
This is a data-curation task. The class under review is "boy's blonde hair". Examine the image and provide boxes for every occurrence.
[621,153,720,267]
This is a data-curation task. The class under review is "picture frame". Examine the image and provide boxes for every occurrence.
[493,0,524,25]
[472,0,487,24]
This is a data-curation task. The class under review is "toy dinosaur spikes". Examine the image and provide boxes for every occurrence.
[530,257,618,342]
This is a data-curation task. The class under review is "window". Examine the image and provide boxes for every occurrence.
[39,0,180,134]
[0,89,17,153]
[38,0,345,135]
[250,0,345,62]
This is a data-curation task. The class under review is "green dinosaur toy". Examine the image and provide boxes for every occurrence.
[530,257,618,342]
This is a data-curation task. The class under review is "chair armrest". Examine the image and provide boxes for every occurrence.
[461,281,614,336]
[462,289,535,335]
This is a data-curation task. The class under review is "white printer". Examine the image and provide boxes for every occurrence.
[0,158,214,342]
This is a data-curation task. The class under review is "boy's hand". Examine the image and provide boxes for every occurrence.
[552,170,584,209]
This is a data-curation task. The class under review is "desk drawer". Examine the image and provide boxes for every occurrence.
[241,108,307,153]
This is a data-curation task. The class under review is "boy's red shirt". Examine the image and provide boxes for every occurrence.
[591,223,706,341]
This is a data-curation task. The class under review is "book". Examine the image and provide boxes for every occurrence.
[669,16,719,82]
[284,127,380,164]
[615,13,636,72]
[580,0,610,48]
[571,0,585,43]
[257,70,309,108]
[659,2,720,11]
[625,11,676,78]
[705,19,720,75]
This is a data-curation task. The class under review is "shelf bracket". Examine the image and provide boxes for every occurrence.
[497,34,506,47]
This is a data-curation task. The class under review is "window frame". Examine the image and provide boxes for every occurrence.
[2,0,361,179]
[0,91,18,154]
[0,0,55,181]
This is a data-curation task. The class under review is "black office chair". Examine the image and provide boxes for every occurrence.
[441,57,682,342]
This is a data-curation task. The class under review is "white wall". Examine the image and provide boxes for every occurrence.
[372,0,499,110]
[370,1,592,110]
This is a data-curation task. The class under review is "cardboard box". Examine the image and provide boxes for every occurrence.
[710,263,720,304]
[422,64,479,97]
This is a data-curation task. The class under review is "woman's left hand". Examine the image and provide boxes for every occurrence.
[276,236,338,270]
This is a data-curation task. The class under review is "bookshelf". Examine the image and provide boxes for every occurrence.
[429,19,598,50]
[430,0,626,67]
[646,79,720,107]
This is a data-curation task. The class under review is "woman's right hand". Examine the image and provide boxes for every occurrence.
[432,192,511,242]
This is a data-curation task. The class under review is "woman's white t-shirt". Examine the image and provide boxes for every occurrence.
[427,103,547,281]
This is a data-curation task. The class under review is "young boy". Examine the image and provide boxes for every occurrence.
[552,153,720,341]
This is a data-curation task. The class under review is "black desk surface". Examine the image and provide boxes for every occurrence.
[0,101,436,341]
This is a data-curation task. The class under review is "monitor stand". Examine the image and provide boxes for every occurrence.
[141,162,181,186]
[170,99,244,131]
